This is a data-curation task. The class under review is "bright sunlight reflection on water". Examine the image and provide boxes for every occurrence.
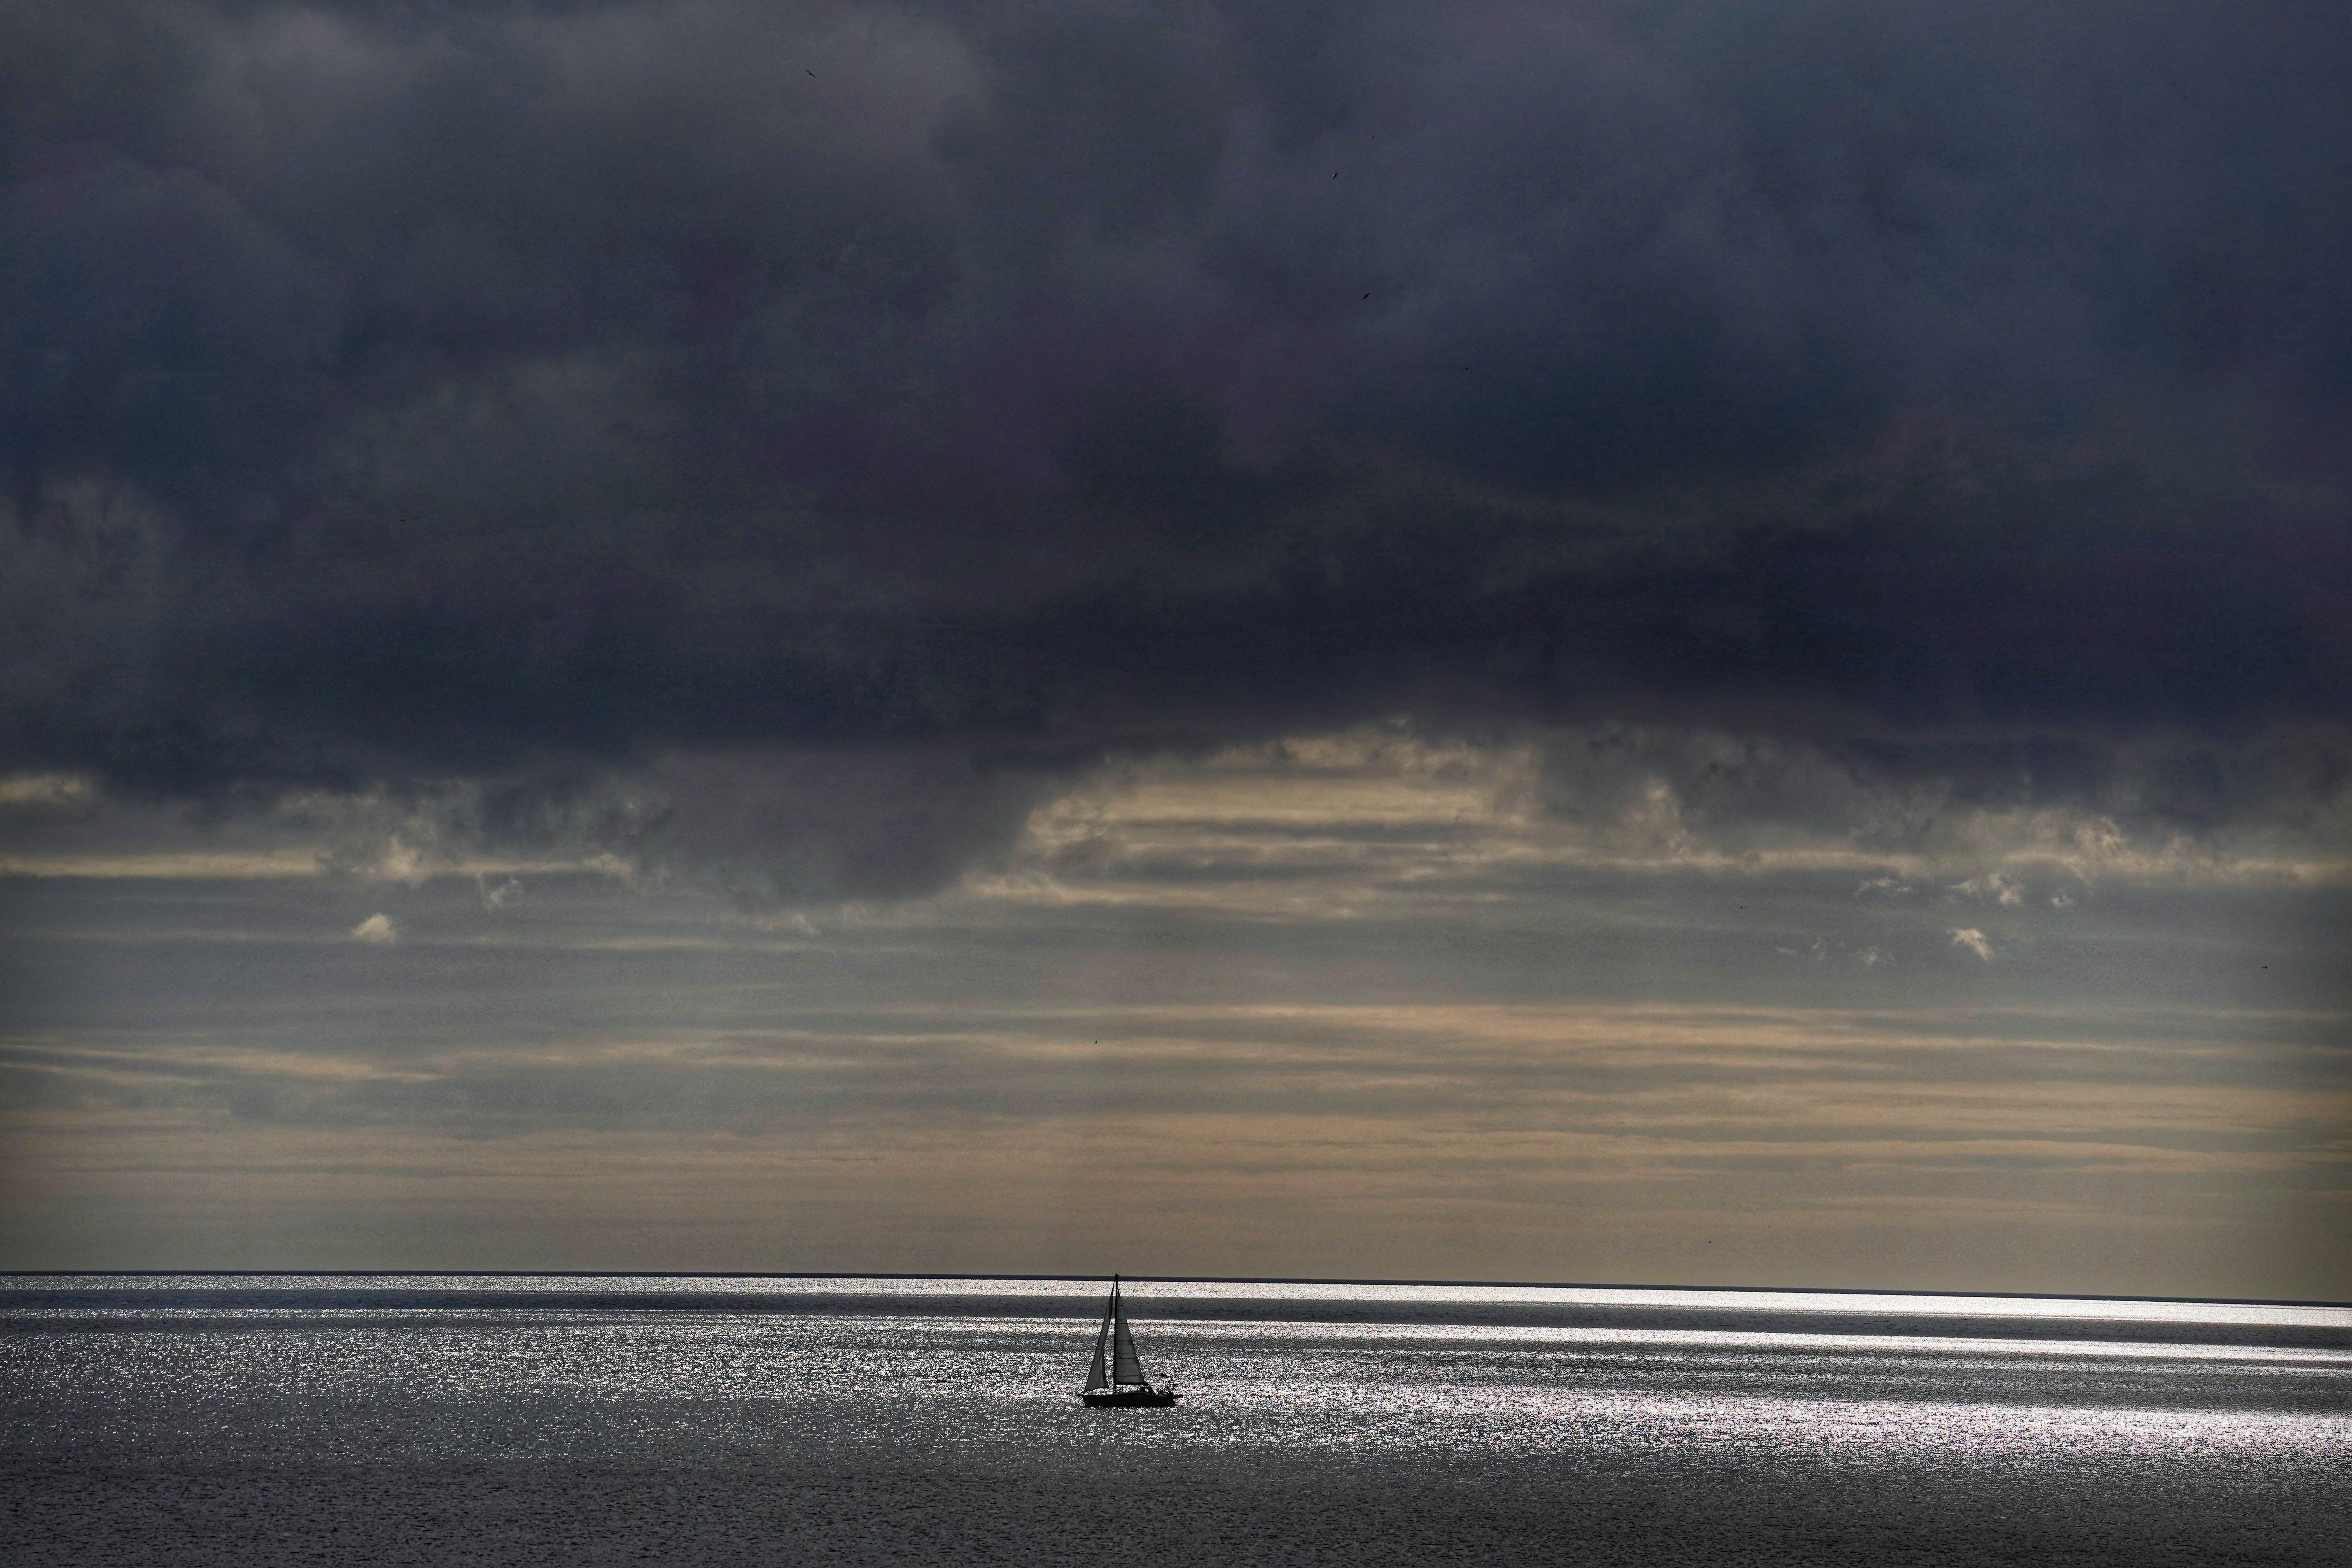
[5,1278,2347,1565]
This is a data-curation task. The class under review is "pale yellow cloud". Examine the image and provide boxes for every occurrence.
[0,773,94,806]
[973,724,2352,925]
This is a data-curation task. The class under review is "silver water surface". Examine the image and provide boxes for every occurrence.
[5,1281,2348,1566]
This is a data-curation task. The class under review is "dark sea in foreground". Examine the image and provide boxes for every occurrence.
[4,1277,2347,1566]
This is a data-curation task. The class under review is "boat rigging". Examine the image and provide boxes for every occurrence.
[1079,1274,1180,1407]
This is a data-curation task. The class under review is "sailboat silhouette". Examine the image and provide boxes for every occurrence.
[1079,1274,1180,1406]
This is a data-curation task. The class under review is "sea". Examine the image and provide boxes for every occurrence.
[3,1275,2347,1566]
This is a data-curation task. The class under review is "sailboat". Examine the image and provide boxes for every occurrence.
[1079,1274,1180,1406]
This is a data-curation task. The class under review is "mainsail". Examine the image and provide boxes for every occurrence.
[1111,1289,1145,1385]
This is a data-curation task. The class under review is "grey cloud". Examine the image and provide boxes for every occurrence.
[491,746,1064,903]
[0,155,339,496]
[3,0,2348,897]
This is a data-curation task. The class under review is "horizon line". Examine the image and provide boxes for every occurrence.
[5,1269,2344,1311]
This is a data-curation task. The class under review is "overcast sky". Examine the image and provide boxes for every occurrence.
[2,0,2347,1296]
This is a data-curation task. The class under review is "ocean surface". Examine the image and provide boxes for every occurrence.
[4,1276,2347,1566]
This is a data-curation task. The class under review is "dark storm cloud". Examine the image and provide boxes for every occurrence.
[4,0,2348,895]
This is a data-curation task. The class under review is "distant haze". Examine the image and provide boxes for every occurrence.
[2,0,2347,1297]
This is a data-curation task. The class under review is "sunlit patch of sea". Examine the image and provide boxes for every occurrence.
[4,1278,2346,1565]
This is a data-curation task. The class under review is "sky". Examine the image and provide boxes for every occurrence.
[2,0,2348,1298]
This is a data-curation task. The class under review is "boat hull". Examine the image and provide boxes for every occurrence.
[1081,1387,1180,1407]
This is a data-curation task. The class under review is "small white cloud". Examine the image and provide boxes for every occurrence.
[370,835,430,884]
[477,875,522,911]
[1854,875,1909,898]
[1857,948,1886,968]
[1947,872,2024,906]
[1949,927,1994,962]
[2051,888,2075,910]
[350,913,398,944]
[580,852,637,881]
[321,829,437,885]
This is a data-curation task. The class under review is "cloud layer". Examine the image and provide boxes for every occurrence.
[5,0,2350,897]
[6,844,2344,1285]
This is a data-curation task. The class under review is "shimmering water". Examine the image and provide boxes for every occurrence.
[5,1278,2348,1566]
